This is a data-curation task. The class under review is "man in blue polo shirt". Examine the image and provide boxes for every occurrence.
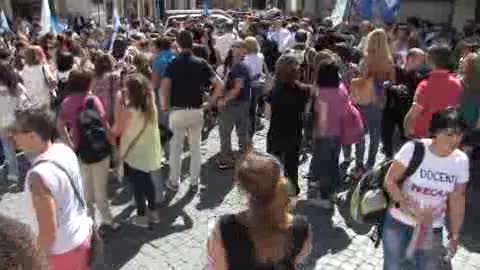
[152,36,176,110]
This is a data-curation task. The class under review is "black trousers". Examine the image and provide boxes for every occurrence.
[267,132,301,195]
[381,108,407,159]
[124,163,156,216]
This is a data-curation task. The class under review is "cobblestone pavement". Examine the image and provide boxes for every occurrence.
[1,121,480,270]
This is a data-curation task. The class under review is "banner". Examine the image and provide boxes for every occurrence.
[383,0,400,23]
[351,0,401,23]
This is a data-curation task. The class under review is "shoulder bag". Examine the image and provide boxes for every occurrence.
[33,159,104,266]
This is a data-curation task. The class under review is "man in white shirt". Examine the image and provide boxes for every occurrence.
[216,21,238,63]
[268,21,294,53]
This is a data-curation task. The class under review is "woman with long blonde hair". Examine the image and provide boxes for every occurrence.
[362,29,396,81]
[353,28,395,171]
[207,151,312,270]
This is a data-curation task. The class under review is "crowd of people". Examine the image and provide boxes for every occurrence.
[0,11,479,270]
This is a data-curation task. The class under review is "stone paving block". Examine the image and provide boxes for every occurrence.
[2,121,480,270]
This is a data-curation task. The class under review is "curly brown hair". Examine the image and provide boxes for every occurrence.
[0,214,47,270]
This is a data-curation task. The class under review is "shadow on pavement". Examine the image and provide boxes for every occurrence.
[459,178,480,253]
[196,154,235,210]
[97,186,196,270]
[294,200,352,270]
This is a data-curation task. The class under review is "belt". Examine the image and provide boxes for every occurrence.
[171,106,202,110]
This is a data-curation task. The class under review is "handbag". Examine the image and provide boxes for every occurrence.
[41,65,59,110]
[262,61,274,95]
[32,159,104,266]
[159,123,173,146]
[340,101,365,145]
[116,116,149,178]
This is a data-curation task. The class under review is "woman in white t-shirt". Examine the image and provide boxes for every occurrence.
[9,105,93,270]
[383,107,469,270]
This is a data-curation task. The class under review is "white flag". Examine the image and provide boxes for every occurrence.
[40,0,56,36]
[0,11,11,33]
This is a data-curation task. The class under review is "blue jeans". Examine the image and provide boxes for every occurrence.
[311,137,341,199]
[383,212,443,270]
[356,105,382,168]
[1,136,18,177]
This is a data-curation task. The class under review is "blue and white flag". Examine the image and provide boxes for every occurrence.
[109,0,121,52]
[0,10,12,33]
[204,0,211,16]
[40,0,56,35]
[382,0,400,23]
[52,16,68,34]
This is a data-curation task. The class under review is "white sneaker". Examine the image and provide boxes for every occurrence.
[7,174,18,182]
[131,215,149,228]
[147,210,161,224]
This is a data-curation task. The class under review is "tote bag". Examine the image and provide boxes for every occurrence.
[340,101,365,145]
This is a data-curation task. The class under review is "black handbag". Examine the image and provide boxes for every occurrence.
[33,159,104,266]
[159,123,173,146]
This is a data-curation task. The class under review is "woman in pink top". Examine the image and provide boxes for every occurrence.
[310,58,350,209]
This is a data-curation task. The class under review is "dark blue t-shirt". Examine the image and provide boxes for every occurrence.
[226,62,251,103]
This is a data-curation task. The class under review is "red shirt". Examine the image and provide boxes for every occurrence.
[60,94,108,149]
[413,70,463,138]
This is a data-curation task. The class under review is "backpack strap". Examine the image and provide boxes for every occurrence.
[400,140,426,185]
[32,159,86,210]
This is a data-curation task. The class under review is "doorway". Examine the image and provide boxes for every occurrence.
[11,0,42,20]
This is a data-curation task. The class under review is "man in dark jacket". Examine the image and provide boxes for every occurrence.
[382,48,428,158]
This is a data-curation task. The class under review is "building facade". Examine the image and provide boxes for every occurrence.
[0,0,478,28]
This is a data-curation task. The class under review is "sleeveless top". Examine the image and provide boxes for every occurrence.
[25,143,93,255]
[219,214,309,270]
[119,109,163,172]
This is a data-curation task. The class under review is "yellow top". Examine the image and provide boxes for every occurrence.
[120,109,163,172]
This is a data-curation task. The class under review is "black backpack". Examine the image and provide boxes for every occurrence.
[77,97,112,164]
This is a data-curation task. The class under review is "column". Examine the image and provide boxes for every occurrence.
[303,0,316,17]
[477,1,480,22]
[178,0,185,9]
[452,0,476,30]
[286,0,298,12]
[1,0,13,18]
